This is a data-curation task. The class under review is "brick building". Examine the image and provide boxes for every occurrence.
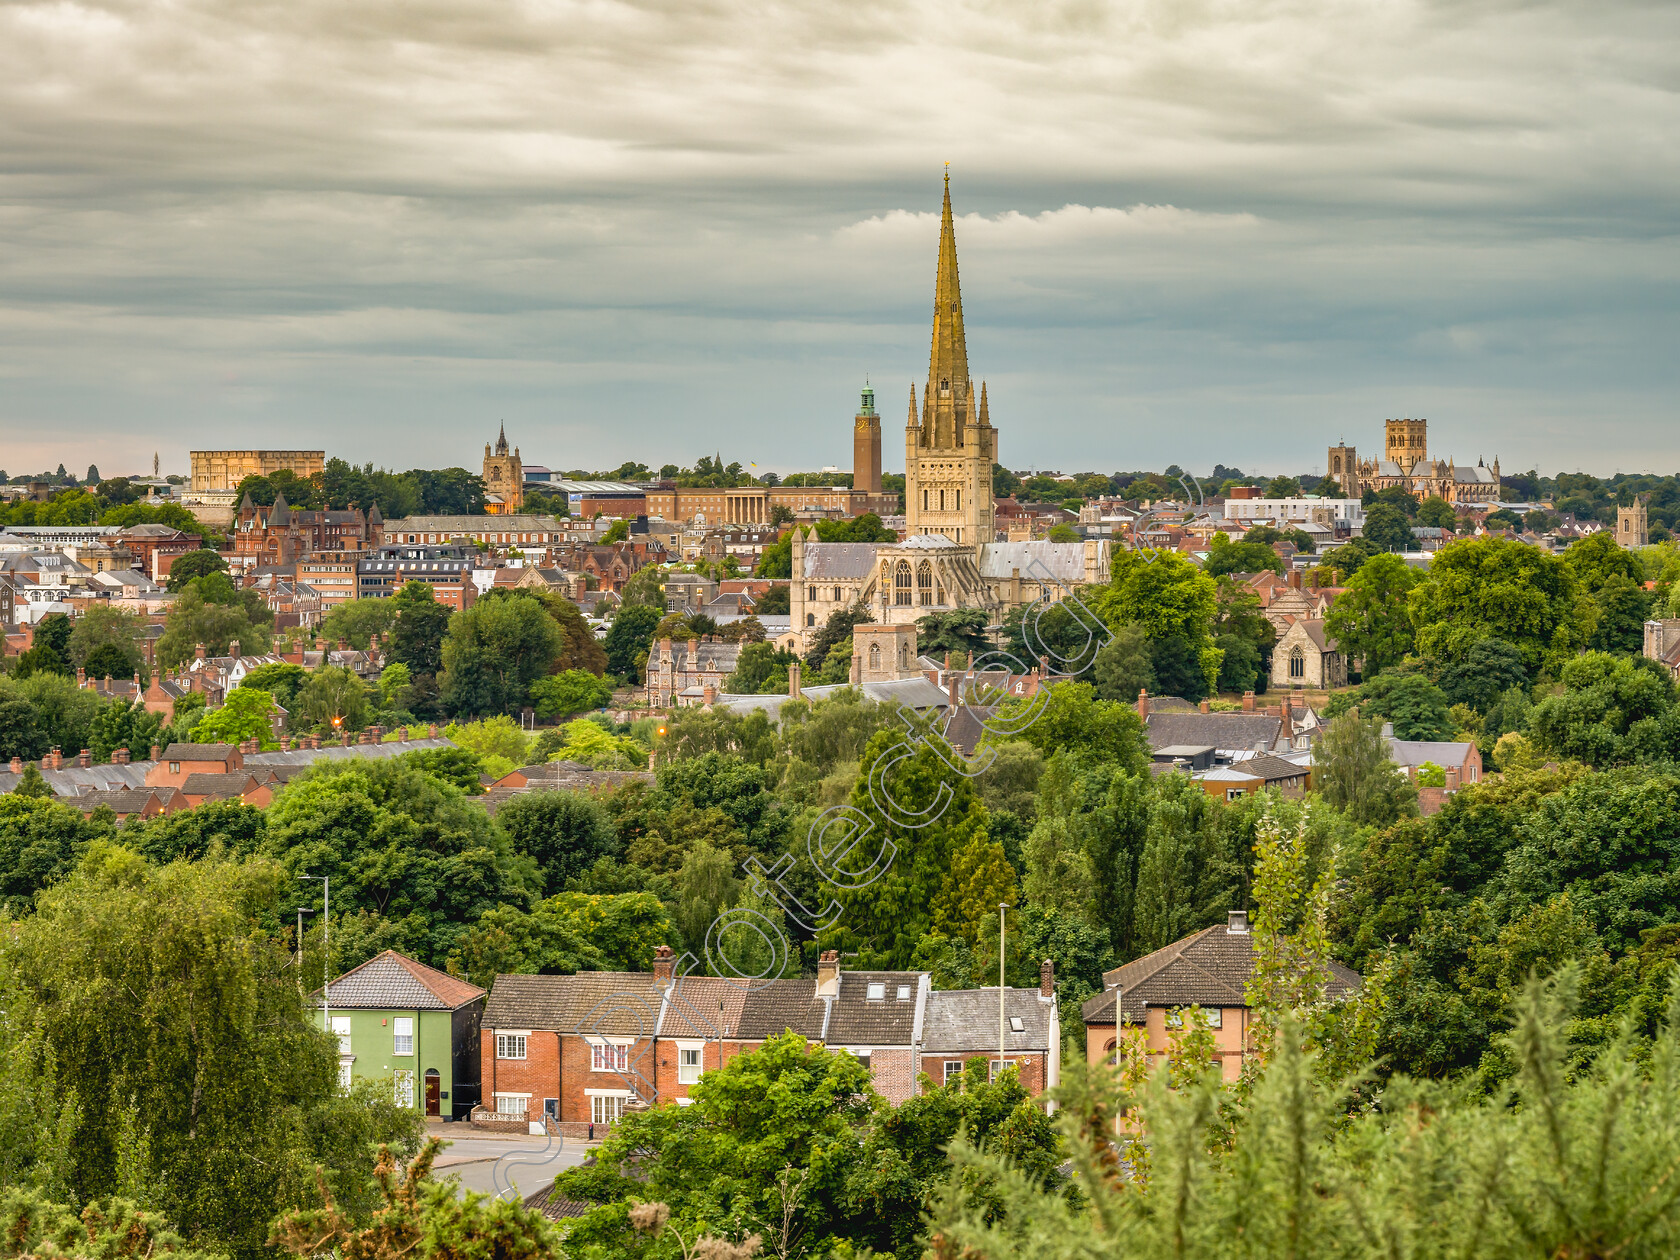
[230,491,383,563]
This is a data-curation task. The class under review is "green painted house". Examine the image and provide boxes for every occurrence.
[315,950,487,1120]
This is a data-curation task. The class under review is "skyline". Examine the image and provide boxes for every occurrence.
[3,0,1678,477]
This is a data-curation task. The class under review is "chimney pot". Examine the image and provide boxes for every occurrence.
[653,944,675,988]
[1199,699,1210,714]
[195,642,206,660]
[1137,688,1150,719]
[8,757,21,773]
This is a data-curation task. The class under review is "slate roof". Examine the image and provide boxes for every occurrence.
[1241,753,1311,783]
[826,971,923,1047]
[162,742,236,762]
[1144,712,1284,754]
[800,542,879,581]
[735,977,829,1041]
[481,972,662,1038]
[320,950,486,1011]
[0,763,151,796]
[975,541,1090,583]
[243,738,453,769]
[1386,739,1476,768]
[922,987,1053,1053]
[1081,923,1362,1025]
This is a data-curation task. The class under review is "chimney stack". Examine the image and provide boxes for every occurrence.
[816,949,841,997]
[77,749,91,768]
[1199,699,1210,714]
[788,660,801,700]
[652,944,675,990]
[1137,688,1150,719]
[229,638,240,659]
[1040,959,1055,999]
[150,744,161,761]
[195,642,206,660]
[1242,690,1255,712]
[8,757,21,774]
[427,724,439,739]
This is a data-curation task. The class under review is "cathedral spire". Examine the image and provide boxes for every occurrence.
[925,170,970,416]
[907,383,919,428]
[496,423,509,455]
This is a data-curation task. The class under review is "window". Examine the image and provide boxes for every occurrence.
[338,1059,353,1090]
[591,1043,629,1073]
[591,1095,625,1126]
[943,1060,965,1085]
[1009,1016,1025,1033]
[678,1046,703,1085]
[989,1059,1008,1082]
[896,984,911,1001]
[894,561,912,606]
[169,761,180,773]
[496,1034,527,1060]
[868,642,881,671]
[331,1016,352,1057]
[866,981,886,1001]
[495,1094,526,1117]
[1289,646,1305,679]
[393,1017,413,1055]
[917,562,933,606]
[393,1069,415,1108]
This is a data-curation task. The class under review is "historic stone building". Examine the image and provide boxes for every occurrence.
[483,426,524,515]
[190,449,324,494]
[1618,496,1649,547]
[230,491,383,563]
[788,176,1102,642]
[904,172,996,546]
[1328,419,1501,506]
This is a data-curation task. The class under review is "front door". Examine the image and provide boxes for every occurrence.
[425,1070,441,1117]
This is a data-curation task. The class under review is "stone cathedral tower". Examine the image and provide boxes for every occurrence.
[904,173,996,544]
[482,424,523,515]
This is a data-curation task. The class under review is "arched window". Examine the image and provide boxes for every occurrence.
[806,613,816,627]
[917,562,934,606]
[1289,646,1305,679]
[894,561,913,606]
[899,642,910,669]
[868,642,881,671]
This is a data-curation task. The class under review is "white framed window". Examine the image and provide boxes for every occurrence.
[393,1017,413,1056]
[943,1060,965,1085]
[1206,1008,1223,1029]
[331,1016,352,1056]
[591,1095,625,1126]
[1008,1016,1025,1033]
[337,1059,353,1090]
[896,985,911,1001]
[496,1033,527,1060]
[990,1059,1010,1082]
[494,1094,527,1116]
[866,981,885,1001]
[678,1045,703,1085]
[393,1069,414,1108]
[591,1043,630,1073]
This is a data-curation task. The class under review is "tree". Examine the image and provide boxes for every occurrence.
[724,642,796,695]
[32,614,74,674]
[756,583,790,616]
[1203,533,1283,577]
[1093,624,1156,703]
[1130,772,1236,955]
[803,603,873,672]
[439,598,566,715]
[67,605,145,680]
[0,792,106,907]
[599,518,629,543]
[1214,632,1260,693]
[87,697,165,764]
[296,666,370,732]
[915,609,991,659]
[1313,712,1417,826]
[479,588,608,676]
[387,582,451,684]
[163,549,224,592]
[494,790,621,894]
[0,698,47,760]
[1097,550,1222,693]
[155,587,271,669]
[604,603,661,683]
[1362,502,1415,552]
[1265,475,1301,498]
[191,686,277,746]
[1327,671,1455,740]
[1324,552,1420,676]
[6,847,421,1255]
[990,682,1149,776]
[318,598,398,651]
[529,668,614,719]
[1416,495,1457,529]
[1528,653,1680,767]
[240,662,308,711]
[1408,537,1591,679]
[1437,638,1528,712]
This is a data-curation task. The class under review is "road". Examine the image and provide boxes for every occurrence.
[422,1124,596,1201]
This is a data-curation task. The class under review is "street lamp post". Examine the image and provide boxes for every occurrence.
[299,874,330,1033]
[998,901,1011,1080]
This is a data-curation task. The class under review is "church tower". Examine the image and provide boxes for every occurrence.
[1618,495,1649,548]
[482,424,523,515]
[853,385,882,495]
[904,172,996,544]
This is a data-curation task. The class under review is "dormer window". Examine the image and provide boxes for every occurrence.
[866,981,885,1001]
[1009,1016,1025,1033]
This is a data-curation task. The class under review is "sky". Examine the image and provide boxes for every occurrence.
[2,0,1678,481]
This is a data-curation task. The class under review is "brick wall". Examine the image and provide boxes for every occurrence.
[920,1053,1047,1095]
[479,1029,562,1122]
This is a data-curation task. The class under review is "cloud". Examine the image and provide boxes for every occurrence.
[0,0,1676,476]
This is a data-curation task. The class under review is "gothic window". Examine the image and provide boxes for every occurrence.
[806,613,816,627]
[917,562,933,606]
[894,561,912,606]
[833,586,841,602]
[868,642,880,671]
[899,642,910,669]
[1289,647,1305,680]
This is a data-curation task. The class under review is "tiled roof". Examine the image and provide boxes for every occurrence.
[660,976,750,1040]
[922,987,1052,1052]
[179,772,262,798]
[735,977,828,1041]
[826,971,922,1047]
[1082,924,1361,1025]
[1242,753,1310,783]
[1386,739,1475,768]
[321,950,486,1011]
[481,972,662,1037]
[73,788,165,816]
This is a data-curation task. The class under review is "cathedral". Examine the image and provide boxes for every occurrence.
[789,175,1107,641]
[1328,419,1501,506]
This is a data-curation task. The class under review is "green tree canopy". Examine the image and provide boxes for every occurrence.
[439,597,566,716]
[1362,502,1415,552]
[1528,653,1680,768]
[1324,552,1420,677]
[1313,711,1418,826]
[190,686,277,746]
